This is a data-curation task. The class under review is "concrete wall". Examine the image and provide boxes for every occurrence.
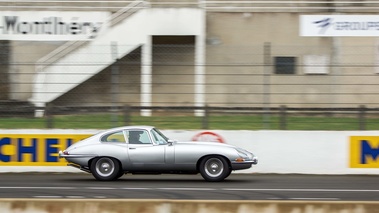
[1,199,378,213]
[52,36,196,108]
[9,41,64,101]
[1,129,379,175]
[3,3,379,108]
[49,11,379,109]
[205,12,378,108]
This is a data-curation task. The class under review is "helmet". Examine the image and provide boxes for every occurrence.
[129,131,143,137]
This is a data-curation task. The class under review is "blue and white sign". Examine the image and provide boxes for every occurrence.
[300,15,379,37]
[0,11,109,40]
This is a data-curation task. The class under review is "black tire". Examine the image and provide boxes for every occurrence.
[90,157,120,181]
[225,169,232,179]
[199,156,231,182]
[116,170,125,179]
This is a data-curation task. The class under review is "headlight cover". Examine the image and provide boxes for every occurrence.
[235,148,255,162]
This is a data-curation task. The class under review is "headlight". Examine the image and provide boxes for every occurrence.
[236,148,249,157]
[237,151,248,158]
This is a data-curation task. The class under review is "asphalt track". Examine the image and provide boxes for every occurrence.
[0,173,378,201]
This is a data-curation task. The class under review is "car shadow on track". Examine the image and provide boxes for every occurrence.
[59,174,255,184]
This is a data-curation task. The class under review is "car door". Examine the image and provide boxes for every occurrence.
[126,129,166,171]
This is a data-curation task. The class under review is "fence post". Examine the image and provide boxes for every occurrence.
[124,105,131,126]
[202,105,209,129]
[263,42,271,129]
[0,41,9,100]
[280,105,287,130]
[45,103,53,129]
[358,105,366,130]
[111,41,119,127]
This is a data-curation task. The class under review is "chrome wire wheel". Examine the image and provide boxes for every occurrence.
[91,157,120,181]
[95,157,115,177]
[199,156,230,182]
[204,158,224,178]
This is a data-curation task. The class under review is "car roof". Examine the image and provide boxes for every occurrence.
[104,125,155,132]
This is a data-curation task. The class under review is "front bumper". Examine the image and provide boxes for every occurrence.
[231,156,258,170]
[252,156,258,165]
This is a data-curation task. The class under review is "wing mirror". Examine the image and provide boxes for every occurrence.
[167,139,176,146]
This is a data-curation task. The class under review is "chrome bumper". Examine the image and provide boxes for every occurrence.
[252,156,258,165]
[231,156,258,170]
[58,150,97,158]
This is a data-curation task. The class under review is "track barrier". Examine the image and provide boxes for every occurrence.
[1,199,378,213]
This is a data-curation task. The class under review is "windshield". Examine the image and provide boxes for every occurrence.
[151,128,169,145]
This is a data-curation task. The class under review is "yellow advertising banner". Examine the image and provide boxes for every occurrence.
[350,136,379,168]
[0,134,91,166]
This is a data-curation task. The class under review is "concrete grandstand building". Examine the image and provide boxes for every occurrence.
[1,0,379,116]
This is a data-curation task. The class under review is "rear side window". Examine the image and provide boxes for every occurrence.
[101,131,126,143]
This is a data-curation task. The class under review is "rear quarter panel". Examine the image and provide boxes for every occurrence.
[67,143,130,168]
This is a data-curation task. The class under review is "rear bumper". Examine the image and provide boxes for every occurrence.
[58,150,97,159]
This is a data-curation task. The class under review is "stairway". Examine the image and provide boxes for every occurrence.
[30,0,149,108]
[30,1,204,115]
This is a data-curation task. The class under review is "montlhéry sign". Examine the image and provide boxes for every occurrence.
[0,11,109,40]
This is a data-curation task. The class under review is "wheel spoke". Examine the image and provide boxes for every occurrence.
[204,158,224,178]
[96,158,115,177]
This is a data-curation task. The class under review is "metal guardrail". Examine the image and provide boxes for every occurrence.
[0,1,378,11]
[1,104,375,130]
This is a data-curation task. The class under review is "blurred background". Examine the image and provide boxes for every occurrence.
[1,0,379,130]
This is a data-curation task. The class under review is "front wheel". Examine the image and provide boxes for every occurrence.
[199,156,230,182]
[90,157,120,181]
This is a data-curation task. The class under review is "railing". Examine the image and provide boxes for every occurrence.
[0,1,378,12]
[1,104,378,130]
[35,0,148,74]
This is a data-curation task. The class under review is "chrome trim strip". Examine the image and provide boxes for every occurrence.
[58,151,97,159]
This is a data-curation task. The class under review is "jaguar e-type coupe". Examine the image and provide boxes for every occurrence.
[59,126,258,182]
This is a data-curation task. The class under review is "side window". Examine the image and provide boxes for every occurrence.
[151,129,168,145]
[101,131,126,143]
[127,130,151,144]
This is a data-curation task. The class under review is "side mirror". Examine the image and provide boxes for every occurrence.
[167,139,176,146]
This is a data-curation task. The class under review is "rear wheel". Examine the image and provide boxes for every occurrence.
[199,156,230,182]
[90,157,120,181]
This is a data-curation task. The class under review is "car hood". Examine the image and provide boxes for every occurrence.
[175,141,243,151]
[177,141,235,147]
[175,141,254,155]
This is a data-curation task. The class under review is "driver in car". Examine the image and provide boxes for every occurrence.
[129,131,144,144]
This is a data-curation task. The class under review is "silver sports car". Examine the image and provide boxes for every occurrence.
[59,126,258,182]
